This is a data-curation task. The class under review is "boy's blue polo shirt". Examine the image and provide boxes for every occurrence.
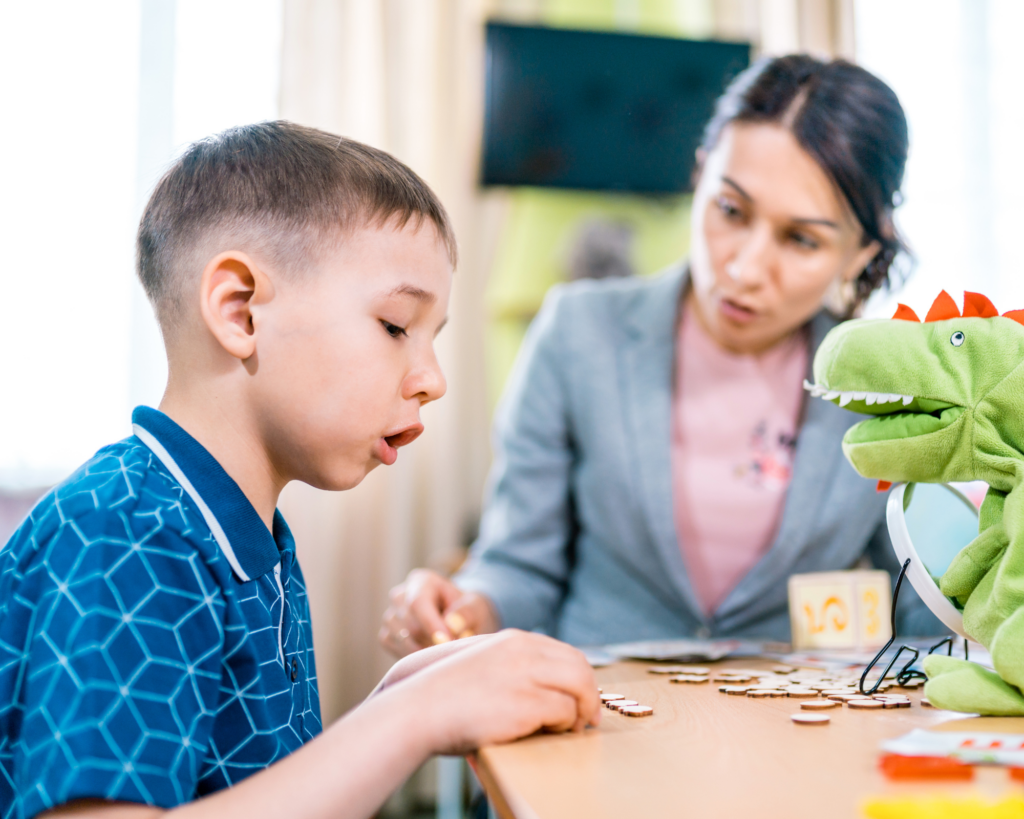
[0,407,322,818]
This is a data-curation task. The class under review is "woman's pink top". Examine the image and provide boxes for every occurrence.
[671,299,808,615]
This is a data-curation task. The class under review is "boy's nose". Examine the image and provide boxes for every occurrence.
[406,355,447,405]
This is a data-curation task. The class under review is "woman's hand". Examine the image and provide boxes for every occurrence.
[380,569,499,657]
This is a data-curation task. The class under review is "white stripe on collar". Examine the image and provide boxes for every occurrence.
[133,423,252,583]
[273,563,286,665]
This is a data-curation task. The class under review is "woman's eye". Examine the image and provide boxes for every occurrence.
[789,232,819,250]
[716,197,743,219]
[381,320,407,339]
[950,331,965,347]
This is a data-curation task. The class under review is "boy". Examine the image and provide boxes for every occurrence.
[0,122,599,819]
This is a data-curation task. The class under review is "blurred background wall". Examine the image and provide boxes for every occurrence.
[1,0,1021,814]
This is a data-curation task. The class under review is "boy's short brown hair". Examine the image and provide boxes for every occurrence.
[137,121,457,328]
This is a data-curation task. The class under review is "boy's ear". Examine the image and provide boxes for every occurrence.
[199,251,274,361]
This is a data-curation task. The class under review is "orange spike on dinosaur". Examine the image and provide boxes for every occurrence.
[891,304,921,322]
[891,290,1024,326]
[963,291,999,318]
[924,290,961,322]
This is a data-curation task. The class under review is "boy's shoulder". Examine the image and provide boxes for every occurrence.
[3,432,224,581]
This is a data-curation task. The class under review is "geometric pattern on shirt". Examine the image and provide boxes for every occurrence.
[0,438,321,818]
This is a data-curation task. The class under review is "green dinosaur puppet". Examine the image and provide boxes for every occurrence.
[807,290,1024,715]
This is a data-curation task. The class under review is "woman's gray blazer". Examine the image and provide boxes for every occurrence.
[455,265,942,645]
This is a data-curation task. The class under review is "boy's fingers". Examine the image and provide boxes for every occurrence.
[476,632,599,729]
[535,689,581,734]
[525,641,601,724]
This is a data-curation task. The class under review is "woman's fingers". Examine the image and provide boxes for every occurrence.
[381,570,469,653]
[381,572,503,662]
[380,608,423,656]
[403,570,461,646]
[442,593,499,638]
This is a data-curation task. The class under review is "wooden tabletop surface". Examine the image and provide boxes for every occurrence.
[473,658,1024,819]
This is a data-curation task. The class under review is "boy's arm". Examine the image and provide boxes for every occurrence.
[41,631,600,819]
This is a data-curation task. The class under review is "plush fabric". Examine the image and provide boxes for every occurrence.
[808,291,1024,715]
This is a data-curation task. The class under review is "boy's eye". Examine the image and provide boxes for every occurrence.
[381,320,407,338]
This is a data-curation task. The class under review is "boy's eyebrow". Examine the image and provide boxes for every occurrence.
[385,284,437,303]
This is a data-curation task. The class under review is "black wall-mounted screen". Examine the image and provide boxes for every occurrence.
[481,23,750,194]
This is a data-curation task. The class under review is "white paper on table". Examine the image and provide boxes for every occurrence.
[602,639,740,662]
[882,729,1024,766]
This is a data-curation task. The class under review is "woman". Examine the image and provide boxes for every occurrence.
[381,55,942,654]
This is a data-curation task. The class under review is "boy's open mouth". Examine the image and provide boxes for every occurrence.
[384,424,424,450]
[377,424,425,467]
[803,380,964,444]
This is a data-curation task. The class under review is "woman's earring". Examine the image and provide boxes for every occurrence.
[823,276,857,317]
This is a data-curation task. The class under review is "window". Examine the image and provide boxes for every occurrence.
[0,0,281,490]
[857,0,1024,318]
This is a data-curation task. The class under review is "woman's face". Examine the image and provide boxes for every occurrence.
[689,122,881,354]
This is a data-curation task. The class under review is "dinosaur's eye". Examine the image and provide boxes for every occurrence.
[951,331,965,347]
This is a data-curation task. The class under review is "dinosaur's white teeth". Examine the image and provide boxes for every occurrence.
[804,382,915,409]
[803,379,831,398]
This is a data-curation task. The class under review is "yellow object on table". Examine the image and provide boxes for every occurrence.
[863,795,1024,819]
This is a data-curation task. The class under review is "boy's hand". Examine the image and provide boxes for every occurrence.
[407,630,601,754]
[380,569,499,656]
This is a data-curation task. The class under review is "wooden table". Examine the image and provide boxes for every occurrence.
[473,659,1024,818]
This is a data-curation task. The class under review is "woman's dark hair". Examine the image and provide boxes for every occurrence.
[701,55,909,312]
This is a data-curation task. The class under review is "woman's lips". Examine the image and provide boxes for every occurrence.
[377,424,425,466]
[719,297,759,325]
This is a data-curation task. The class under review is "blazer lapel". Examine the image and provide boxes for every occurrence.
[716,311,851,620]
[618,265,706,622]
